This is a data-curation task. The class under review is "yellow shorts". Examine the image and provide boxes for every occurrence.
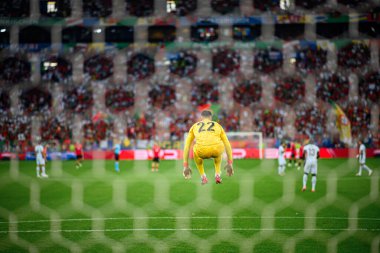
[194,143,224,159]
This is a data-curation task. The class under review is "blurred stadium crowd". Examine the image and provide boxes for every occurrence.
[0,42,378,152]
[0,0,379,152]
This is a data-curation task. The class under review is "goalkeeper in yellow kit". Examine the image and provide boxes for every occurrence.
[183,110,234,184]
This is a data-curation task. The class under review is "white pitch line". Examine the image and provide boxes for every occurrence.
[1,216,380,224]
[2,228,380,234]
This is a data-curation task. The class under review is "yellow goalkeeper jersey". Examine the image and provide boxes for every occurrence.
[183,119,233,163]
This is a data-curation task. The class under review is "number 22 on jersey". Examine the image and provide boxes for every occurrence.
[197,121,215,133]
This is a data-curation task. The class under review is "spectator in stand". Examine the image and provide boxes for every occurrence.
[233,80,262,106]
[218,110,240,132]
[359,71,380,103]
[254,47,283,73]
[0,113,31,152]
[211,0,239,14]
[20,87,52,114]
[135,111,156,140]
[253,107,287,138]
[316,71,349,102]
[0,0,30,17]
[295,103,327,137]
[212,48,240,76]
[169,51,197,77]
[105,85,135,112]
[274,76,305,105]
[126,0,154,17]
[148,84,176,109]
[338,42,370,69]
[41,56,72,83]
[169,112,196,141]
[83,119,113,144]
[295,0,326,9]
[64,85,94,112]
[295,45,327,74]
[82,0,112,17]
[253,0,280,11]
[84,55,113,81]
[40,117,71,144]
[0,56,31,84]
[127,53,155,81]
[337,0,362,7]
[191,82,219,106]
[0,91,11,112]
[344,99,371,138]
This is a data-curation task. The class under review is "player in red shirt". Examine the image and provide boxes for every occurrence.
[288,142,297,168]
[75,141,84,169]
[151,142,162,172]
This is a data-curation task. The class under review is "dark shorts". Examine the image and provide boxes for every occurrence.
[153,157,160,163]
[76,154,82,160]
[115,153,119,161]
[291,153,296,158]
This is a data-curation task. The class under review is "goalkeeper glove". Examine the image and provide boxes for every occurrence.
[183,162,192,179]
[224,160,234,176]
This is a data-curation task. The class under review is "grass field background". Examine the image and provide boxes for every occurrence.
[0,158,379,253]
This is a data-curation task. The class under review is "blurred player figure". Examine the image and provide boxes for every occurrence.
[75,141,84,169]
[278,142,286,176]
[114,139,121,172]
[302,140,320,192]
[151,142,161,172]
[183,110,234,184]
[35,139,48,178]
[356,140,372,176]
[288,142,297,167]
[296,142,303,170]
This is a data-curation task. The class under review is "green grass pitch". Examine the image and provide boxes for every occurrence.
[0,158,379,253]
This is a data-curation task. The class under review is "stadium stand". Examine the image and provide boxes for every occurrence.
[0,0,378,153]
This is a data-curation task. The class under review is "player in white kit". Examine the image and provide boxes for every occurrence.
[278,142,286,176]
[35,140,48,178]
[356,140,372,176]
[302,141,319,192]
